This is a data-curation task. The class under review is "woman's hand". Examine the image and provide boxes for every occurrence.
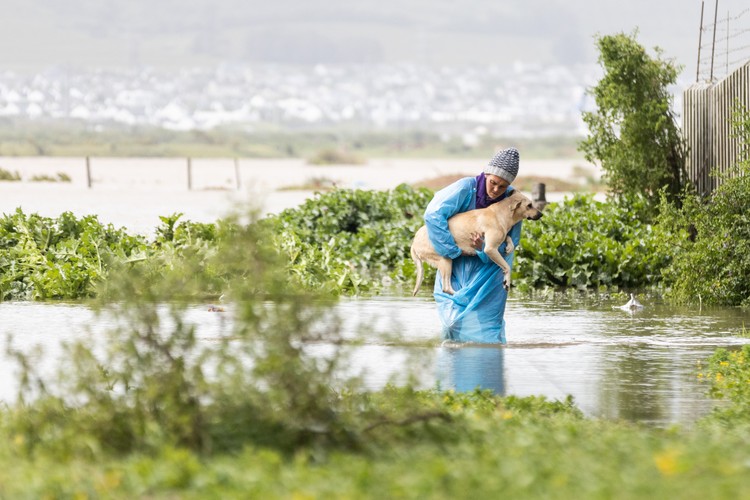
[469,231,484,251]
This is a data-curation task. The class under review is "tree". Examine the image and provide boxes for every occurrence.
[579,32,686,208]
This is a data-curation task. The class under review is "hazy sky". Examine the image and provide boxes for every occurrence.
[2,0,748,80]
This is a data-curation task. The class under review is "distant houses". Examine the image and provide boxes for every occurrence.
[0,63,598,138]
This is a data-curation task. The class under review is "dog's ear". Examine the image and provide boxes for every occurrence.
[510,197,524,212]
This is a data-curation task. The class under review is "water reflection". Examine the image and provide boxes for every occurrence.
[436,345,505,394]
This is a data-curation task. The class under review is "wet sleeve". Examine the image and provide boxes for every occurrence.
[423,178,474,259]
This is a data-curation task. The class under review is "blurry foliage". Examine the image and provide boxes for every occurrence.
[579,32,686,209]
[5,375,750,497]
[307,148,365,165]
[29,172,72,182]
[0,167,21,181]
[0,120,582,159]
[2,208,455,463]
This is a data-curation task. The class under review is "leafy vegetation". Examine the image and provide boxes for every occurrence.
[654,104,750,307]
[702,346,750,417]
[513,194,673,290]
[0,209,217,301]
[579,32,686,208]
[656,167,750,307]
[265,184,433,295]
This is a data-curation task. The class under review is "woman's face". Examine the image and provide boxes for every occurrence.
[485,174,510,199]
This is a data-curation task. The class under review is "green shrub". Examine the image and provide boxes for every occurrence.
[514,194,672,290]
[579,32,686,209]
[0,209,147,300]
[658,171,750,306]
[700,345,750,425]
[0,210,220,301]
[658,104,750,307]
[265,184,433,294]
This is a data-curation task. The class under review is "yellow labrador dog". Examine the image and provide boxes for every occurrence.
[410,190,543,296]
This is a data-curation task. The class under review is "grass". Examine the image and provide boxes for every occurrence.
[2,389,750,498]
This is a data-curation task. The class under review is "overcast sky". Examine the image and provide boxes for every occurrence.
[2,0,748,80]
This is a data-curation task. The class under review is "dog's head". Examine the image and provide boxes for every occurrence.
[509,191,543,221]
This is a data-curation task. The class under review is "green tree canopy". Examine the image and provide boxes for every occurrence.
[579,32,686,208]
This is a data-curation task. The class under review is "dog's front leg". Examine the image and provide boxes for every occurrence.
[483,238,512,291]
[503,234,515,256]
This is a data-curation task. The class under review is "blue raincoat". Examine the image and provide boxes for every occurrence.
[424,177,522,344]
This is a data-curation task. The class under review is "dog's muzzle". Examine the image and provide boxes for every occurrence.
[528,211,543,220]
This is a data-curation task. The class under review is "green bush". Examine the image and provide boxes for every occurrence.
[514,194,672,290]
[0,209,147,300]
[0,210,221,301]
[657,104,750,307]
[701,345,750,424]
[29,172,72,182]
[265,184,434,294]
[657,170,750,306]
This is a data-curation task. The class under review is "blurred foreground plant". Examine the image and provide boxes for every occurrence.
[4,208,448,460]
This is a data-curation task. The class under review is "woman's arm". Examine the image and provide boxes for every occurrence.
[423,178,475,259]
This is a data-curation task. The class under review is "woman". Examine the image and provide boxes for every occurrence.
[423,147,522,343]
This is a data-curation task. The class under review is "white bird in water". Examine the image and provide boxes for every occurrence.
[618,293,644,312]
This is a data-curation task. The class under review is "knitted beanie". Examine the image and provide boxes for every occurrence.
[484,147,520,183]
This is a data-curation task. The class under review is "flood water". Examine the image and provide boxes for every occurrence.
[2,295,748,427]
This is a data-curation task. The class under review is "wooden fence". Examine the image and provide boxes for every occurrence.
[683,61,750,196]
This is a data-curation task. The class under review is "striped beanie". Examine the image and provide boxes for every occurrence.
[484,147,519,183]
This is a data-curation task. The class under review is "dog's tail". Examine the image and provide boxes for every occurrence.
[411,244,424,296]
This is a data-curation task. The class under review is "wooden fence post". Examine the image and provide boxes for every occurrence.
[532,183,547,211]
[86,156,92,188]
[234,157,241,190]
[187,157,192,190]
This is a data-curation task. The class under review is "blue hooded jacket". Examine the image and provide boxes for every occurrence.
[423,177,522,343]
